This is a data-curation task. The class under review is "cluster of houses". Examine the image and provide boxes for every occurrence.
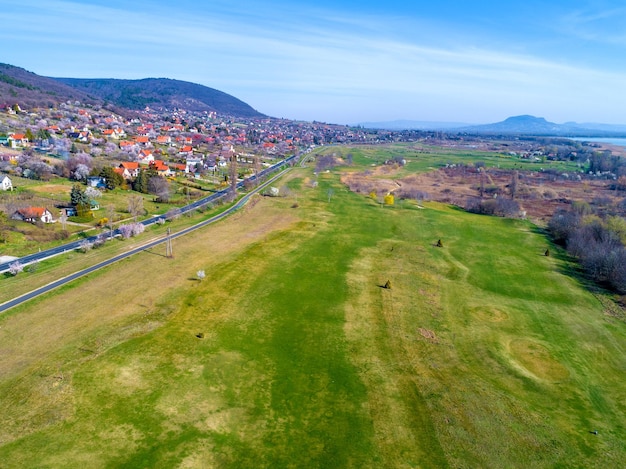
[0,99,415,227]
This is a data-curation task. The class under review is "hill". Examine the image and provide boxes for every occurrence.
[460,114,626,136]
[0,63,99,109]
[54,77,264,118]
[0,63,265,118]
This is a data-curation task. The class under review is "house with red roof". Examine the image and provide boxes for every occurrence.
[149,160,171,176]
[169,162,187,174]
[156,135,172,145]
[102,128,125,139]
[119,162,140,178]
[12,207,54,224]
[8,133,28,148]
[178,145,193,157]
[113,167,128,179]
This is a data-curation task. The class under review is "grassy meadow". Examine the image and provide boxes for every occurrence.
[0,151,625,467]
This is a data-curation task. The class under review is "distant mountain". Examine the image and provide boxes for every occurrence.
[0,63,99,108]
[0,63,265,118]
[460,115,626,137]
[356,119,470,130]
[55,77,265,118]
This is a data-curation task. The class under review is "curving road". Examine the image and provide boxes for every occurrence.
[0,156,296,313]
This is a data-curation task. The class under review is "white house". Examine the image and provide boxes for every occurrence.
[0,175,12,191]
[12,207,54,224]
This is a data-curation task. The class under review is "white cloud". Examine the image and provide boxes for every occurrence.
[4,0,626,124]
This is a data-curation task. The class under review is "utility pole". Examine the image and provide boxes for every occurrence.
[165,227,173,258]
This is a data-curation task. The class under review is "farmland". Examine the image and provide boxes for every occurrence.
[0,146,625,467]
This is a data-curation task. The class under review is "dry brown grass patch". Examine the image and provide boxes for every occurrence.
[507,339,570,382]
[418,327,438,342]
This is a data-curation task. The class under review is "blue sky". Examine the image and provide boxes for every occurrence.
[4,0,626,125]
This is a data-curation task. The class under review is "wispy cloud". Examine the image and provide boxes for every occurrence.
[557,6,626,45]
[4,0,626,123]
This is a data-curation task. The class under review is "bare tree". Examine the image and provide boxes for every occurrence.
[229,153,238,196]
[106,204,116,239]
[127,194,144,221]
[510,171,519,199]
[148,177,171,203]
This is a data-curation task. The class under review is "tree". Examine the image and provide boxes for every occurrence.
[118,223,145,239]
[510,170,519,199]
[132,169,150,193]
[99,166,123,190]
[106,204,116,239]
[25,128,35,142]
[384,193,395,206]
[8,261,24,276]
[70,184,89,206]
[148,176,171,202]
[229,153,238,196]
[73,164,91,182]
[127,194,144,221]
[85,186,102,200]
[36,128,51,141]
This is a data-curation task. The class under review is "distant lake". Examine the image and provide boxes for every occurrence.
[572,137,626,148]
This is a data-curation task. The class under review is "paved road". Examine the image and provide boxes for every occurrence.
[0,157,296,313]
[0,155,296,273]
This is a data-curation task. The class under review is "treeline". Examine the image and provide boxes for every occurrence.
[465,197,521,217]
[548,203,626,293]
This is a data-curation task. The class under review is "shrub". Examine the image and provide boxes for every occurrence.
[118,223,145,239]
[165,208,182,221]
[78,239,93,253]
[8,260,23,276]
[466,197,521,217]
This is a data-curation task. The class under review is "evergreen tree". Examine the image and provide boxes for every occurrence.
[70,184,89,206]
[132,169,150,193]
[99,166,123,190]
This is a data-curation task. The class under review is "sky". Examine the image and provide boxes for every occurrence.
[3,0,626,125]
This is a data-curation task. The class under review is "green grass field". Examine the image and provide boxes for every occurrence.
[0,154,624,468]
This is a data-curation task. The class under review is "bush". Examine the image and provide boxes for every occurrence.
[548,208,626,293]
[78,239,93,253]
[118,223,145,239]
[165,208,182,221]
[8,260,23,276]
[466,197,520,217]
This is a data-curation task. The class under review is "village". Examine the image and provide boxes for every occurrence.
[0,101,384,229]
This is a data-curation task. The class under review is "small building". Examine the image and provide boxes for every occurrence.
[12,207,54,224]
[8,133,28,148]
[119,162,140,178]
[0,175,12,191]
[87,176,107,189]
